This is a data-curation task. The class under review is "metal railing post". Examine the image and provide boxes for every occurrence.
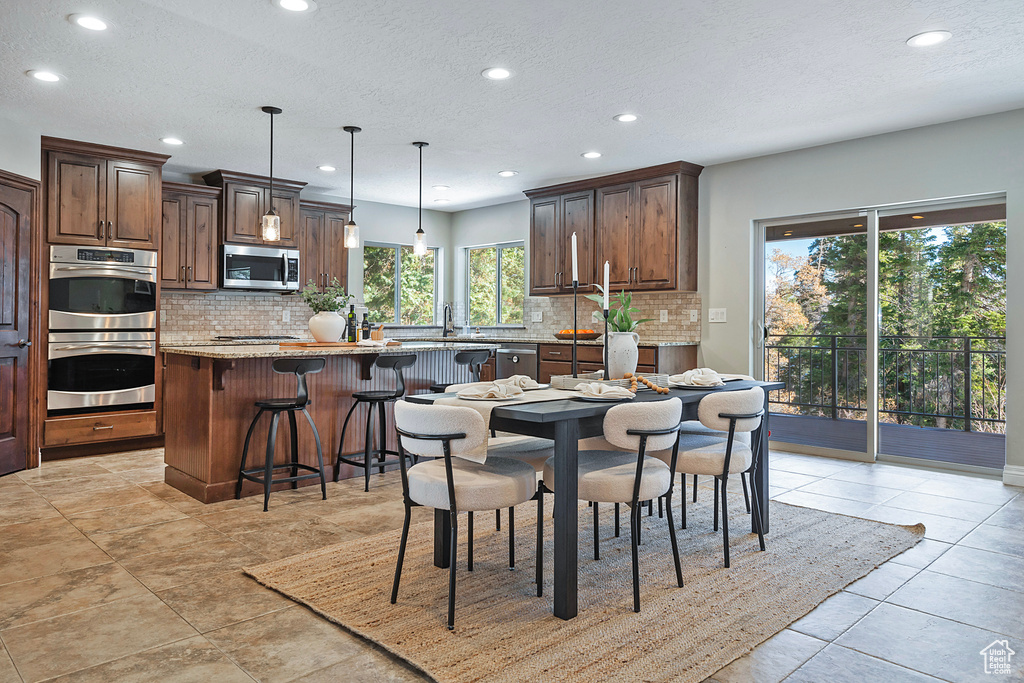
[963,337,972,432]
[831,335,839,420]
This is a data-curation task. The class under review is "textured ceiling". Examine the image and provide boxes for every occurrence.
[2,0,1023,210]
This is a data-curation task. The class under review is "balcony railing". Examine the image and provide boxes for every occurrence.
[765,334,1006,433]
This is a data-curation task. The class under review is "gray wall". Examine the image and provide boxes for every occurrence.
[0,114,42,180]
[449,199,530,318]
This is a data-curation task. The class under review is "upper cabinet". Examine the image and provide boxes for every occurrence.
[44,138,168,250]
[161,182,220,290]
[299,199,351,291]
[202,170,305,248]
[526,161,701,294]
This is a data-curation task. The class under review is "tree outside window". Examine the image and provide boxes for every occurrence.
[468,244,524,326]
[363,243,437,325]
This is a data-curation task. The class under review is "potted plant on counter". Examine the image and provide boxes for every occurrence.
[585,287,654,379]
[301,278,352,342]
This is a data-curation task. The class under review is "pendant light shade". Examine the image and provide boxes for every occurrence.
[413,141,428,257]
[261,106,282,242]
[343,126,361,249]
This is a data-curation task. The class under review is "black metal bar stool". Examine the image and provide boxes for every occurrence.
[236,358,328,512]
[334,353,418,491]
[429,350,490,393]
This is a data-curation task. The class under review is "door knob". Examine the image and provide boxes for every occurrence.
[17,339,31,348]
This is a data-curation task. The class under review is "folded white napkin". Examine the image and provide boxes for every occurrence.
[577,382,635,399]
[495,374,541,390]
[356,338,390,347]
[670,368,725,386]
[456,383,524,400]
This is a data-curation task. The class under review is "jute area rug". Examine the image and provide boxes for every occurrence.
[245,495,923,683]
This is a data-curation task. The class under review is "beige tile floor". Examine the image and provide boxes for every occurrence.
[0,447,1020,682]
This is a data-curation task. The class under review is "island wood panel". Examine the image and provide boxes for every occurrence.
[163,350,479,503]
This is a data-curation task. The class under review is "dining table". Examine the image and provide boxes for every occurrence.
[406,378,785,620]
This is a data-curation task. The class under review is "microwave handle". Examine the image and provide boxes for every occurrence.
[282,253,288,285]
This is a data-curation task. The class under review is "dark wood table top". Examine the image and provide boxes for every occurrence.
[407,379,785,423]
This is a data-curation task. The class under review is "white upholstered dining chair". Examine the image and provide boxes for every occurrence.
[391,400,544,630]
[542,398,685,612]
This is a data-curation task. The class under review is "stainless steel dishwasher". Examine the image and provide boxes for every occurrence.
[495,343,538,380]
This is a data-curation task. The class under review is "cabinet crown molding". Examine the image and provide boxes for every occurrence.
[299,198,354,213]
[162,181,222,197]
[523,160,702,199]
[42,136,170,166]
[202,169,306,192]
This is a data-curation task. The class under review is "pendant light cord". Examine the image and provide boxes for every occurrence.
[268,111,274,211]
[418,143,422,232]
[349,128,355,221]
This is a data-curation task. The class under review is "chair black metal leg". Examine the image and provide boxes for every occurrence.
[713,477,720,531]
[287,410,299,489]
[377,401,387,474]
[536,493,543,597]
[302,408,327,500]
[363,403,374,492]
[681,481,687,529]
[236,409,263,500]
[658,495,664,518]
[508,506,515,569]
[630,503,640,613]
[593,502,600,561]
[721,476,731,568]
[637,502,642,546]
[615,503,620,537]
[693,474,698,503]
[495,509,501,531]
[467,511,474,571]
[749,470,766,551]
[741,470,751,514]
[334,400,360,482]
[647,500,653,516]
[665,489,683,587]
[447,512,458,630]
[391,503,412,603]
[263,411,280,512]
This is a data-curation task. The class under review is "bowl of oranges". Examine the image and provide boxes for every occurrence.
[553,329,601,340]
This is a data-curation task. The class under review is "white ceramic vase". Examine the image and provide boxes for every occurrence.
[606,331,640,380]
[308,311,345,343]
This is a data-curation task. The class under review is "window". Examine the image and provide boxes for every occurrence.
[467,243,525,326]
[363,243,437,325]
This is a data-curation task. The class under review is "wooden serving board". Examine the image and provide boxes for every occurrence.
[277,341,403,348]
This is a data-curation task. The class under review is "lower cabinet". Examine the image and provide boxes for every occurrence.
[537,344,657,383]
[44,410,158,447]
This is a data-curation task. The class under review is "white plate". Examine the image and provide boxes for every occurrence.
[669,383,728,390]
[522,383,551,391]
[577,395,634,402]
[456,394,519,401]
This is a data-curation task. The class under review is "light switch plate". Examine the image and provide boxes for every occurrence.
[531,311,543,323]
[690,310,698,322]
[282,309,291,323]
[660,310,669,322]
[709,308,727,323]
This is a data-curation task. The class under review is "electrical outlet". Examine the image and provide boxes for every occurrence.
[689,310,698,322]
[660,310,669,322]
[282,309,291,323]
[531,311,543,323]
[709,308,727,323]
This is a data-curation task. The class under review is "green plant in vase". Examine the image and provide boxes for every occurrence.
[301,278,353,342]
[584,287,655,332]
[584,287,654,379]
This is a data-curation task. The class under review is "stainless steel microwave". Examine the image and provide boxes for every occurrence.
[221,245,300,291]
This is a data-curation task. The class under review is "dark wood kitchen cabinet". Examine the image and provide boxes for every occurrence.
[44,138,169,249]
[161,182,220,290]
[527,190,595,296]
[525,161,701,293]
[203,170,305,248]
[299,199,352,291]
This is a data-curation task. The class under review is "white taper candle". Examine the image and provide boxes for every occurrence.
[603,261,610,310]
[571,232,578,283]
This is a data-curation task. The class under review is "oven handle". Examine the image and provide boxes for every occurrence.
[54,343,154,350]
[50,264,157,283]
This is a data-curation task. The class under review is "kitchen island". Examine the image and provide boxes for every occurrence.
[160,341,497,503]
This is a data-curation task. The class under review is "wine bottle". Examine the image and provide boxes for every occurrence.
[347,305,356,342]
[361,313,370,340]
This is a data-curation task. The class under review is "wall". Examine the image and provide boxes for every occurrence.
[696,108,1024,484]
[0,114,42,180]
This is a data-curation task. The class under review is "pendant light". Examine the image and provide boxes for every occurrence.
[260,106,282,242]
[343,126,361,248]
[412,141,428,256]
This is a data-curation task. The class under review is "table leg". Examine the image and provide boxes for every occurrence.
[753,392,771,533]
[553,419,579,620]
[434,509,451,568]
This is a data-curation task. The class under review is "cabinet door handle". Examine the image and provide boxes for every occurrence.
[107,221,113,239]
[98,220,104,239]
[548,351,562,356]
[180,265,185,282]
[187,266,192,281]
[92,424,114,431]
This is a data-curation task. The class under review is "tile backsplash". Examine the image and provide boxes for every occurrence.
[160,290,700,344]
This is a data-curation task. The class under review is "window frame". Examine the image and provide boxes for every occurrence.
[363,241,439,326]
[465,241,526,327]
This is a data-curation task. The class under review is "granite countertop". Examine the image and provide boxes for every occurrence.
[160,341,499,359]
[402,335,699,348]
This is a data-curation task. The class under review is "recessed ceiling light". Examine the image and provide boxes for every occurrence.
[434,198,451,204]
[613,113,638,123]
[69,14,108,30]
[432,185,450,191]
[160,137,184,145]
[275,0,317,12]
[317,165,336,172]
[581,151,602,159]
[27,70,61,82]
[911,215,925,219]
[906,30,951,47]
[498,170,518,177]
[482,67,512,80]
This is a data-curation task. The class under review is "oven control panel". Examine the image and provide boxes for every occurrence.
[77,249,135,263]
[286,258,299,283]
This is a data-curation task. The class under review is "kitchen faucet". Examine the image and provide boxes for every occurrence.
[442,302,454,338]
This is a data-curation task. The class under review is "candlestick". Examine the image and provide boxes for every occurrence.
[603,260,610,310]
[603,308,610,380]
[571,232,578,283]
[572,279,579,377]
